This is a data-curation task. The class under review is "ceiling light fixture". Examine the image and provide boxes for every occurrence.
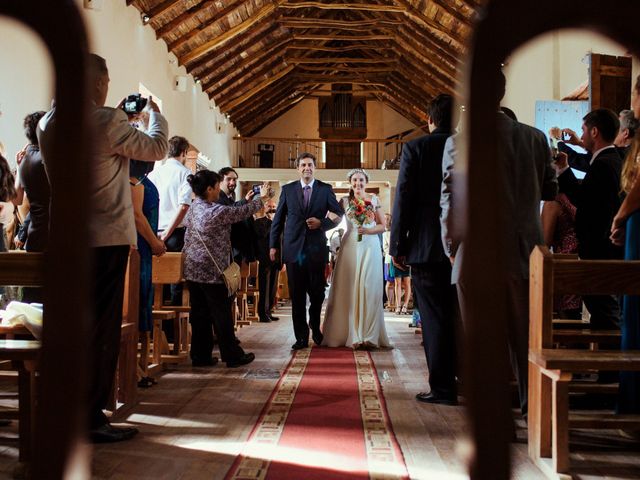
[141,13,150,24]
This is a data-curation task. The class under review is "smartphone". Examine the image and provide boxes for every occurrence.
[252,184,261,195]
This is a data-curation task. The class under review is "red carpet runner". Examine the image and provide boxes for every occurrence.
[225,347,409,480]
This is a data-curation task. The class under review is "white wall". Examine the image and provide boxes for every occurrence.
[504,29,635,126]
[0,0,236,169]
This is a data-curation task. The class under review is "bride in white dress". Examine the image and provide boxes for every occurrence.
[322,168,391,348]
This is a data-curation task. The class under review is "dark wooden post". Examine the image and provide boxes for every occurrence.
[0,1,91,477]
[461,1,640,478]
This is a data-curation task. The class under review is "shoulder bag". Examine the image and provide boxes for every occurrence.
[193,228,241,297]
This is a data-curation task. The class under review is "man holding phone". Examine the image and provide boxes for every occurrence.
[217,167,257,263]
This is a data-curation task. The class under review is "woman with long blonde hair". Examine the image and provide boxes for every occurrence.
[610,74,640,415]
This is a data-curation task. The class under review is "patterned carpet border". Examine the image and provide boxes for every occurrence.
[354,350,409,480]
[225,349,311,480]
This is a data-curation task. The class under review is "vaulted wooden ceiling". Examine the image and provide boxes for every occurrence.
[127,0,482,135]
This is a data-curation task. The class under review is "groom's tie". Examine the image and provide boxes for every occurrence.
[303,185,311,209]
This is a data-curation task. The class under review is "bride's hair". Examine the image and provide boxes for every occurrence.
[347,168,369,183]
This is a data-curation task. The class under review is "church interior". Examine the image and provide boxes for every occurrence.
[0,0,639,479]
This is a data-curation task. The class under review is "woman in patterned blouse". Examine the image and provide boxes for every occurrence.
[184,170,272,367]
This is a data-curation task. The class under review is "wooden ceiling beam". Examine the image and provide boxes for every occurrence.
[391,41,457,90]
[285,44,392,53]
[179,2,281,64]
[278,17,402,28]
[200,37,291,92]
[279,2,405,13]
[294,73,388,82]
[374,87,425,126]
[228,78,297,119]
[296,81,387,88]
[231,80,302,126]
[187,22,282,71]
[394,0,466,47]
[292,33,394,41]
[209,56,287,99]
[286,57,395,64]
[242,92,310,135]
[147,0,180,19]
[169,0,263,53]
[387,74,434,110]
[378,83,429,123]
[156,0,213,38]
[427,0,475,27]
[219,64,296,111]
[398,23,459,69]
[297,65,395,73]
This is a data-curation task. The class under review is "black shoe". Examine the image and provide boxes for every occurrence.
[259,316,272,323]
[226,352,255,368]
[269,315,280,321]
[191,357,219,367]
[291,340,309,350]
[312,331,324,346]
[415,392,458,406]
[90,424,139,443]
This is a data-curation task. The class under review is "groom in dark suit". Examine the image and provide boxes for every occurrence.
[270,153,343,349]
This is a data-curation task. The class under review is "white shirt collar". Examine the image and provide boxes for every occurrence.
[300,178,315,189]
[590,145,615,165]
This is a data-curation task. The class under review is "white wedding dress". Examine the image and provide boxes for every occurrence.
[322,195,391,348]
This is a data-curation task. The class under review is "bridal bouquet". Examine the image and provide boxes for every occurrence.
[347,197,376,241]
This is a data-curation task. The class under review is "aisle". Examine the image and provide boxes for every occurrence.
[87,307,546,480]
[225,347,407,479]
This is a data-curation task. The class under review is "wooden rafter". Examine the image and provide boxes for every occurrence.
[229,78,297,119]
[209,56,287,99]
[285,43,393,53]
[200,37,291,92]
[428,0,475,27]
[297,65,394,73]
[180,2,281,64]
[292,33,394,41]
[169,0,258,52]
[155,0,213,38]
[278,17,402,28]
[244,95,308,135]
[187,22,282,71]
[219,64,296,111]
[394,0,466,47]
[286,57,396,64]
[279,2,405,12]
[234,87,301,128]
[147,0,181,19]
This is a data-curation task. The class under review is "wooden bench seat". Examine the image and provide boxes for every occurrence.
[552,329,621,346]
[0,339,40,463]
[530,349,640,371]
[528,246,640,478]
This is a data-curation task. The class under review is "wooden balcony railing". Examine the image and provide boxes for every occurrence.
[231,136,406,169]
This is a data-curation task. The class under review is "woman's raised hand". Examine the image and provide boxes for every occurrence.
[259,182,273,200]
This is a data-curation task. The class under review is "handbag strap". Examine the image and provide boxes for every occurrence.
[193,227,225,276]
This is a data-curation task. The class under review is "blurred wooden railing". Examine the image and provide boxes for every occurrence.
[232,136,406,169]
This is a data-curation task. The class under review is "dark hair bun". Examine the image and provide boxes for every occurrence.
[188,170,221,198]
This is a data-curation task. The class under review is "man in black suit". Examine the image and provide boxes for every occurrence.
[556,108,624,329]
[270,153,343,349]
[390,94,459,405]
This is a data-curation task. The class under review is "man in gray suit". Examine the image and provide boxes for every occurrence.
[440,72,557,418]
[39,54,168,442]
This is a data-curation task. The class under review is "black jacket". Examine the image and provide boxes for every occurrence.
[558,146,623,260]
[390,127,451,265]
[216,190,256,262]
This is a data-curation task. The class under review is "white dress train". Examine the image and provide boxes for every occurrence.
[322,195,391,348]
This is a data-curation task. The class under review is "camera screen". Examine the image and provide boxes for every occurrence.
[252,185,261,194]
[125,101,137,112]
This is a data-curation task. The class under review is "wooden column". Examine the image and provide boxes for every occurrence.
[0,1,92,478]
[462,1,640,478]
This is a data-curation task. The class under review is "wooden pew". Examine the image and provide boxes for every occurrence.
[244,261,260,322]
[150,253,190,372]
[107,249,139,416]
[528,246,640,477]
[0,252,43,466]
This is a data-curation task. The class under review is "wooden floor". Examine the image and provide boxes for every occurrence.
[0,306,638,479]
